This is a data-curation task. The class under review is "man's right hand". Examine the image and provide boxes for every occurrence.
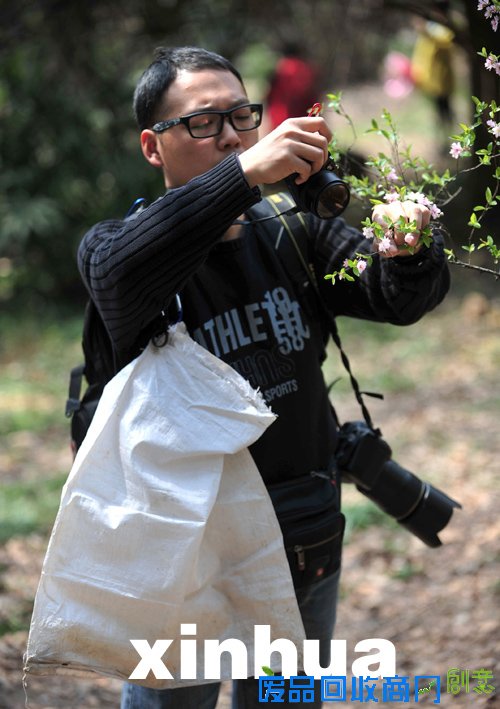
[238,116,332,189]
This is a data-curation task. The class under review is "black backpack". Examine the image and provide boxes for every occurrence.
[65,193,338,454]
[65,299,118,455]
[65,199,146,455]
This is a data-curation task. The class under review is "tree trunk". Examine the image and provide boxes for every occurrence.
[462,2,500,110]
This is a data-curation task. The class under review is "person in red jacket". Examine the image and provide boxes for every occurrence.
[265,44,321,129]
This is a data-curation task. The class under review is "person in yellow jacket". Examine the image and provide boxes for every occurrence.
[411,4,456,150]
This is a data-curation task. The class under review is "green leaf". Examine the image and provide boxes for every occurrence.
[468,213,481,229]
[261,666,274,676]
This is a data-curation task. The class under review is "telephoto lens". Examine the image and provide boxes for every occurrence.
[286,158,350,219]
[335,421,461,547]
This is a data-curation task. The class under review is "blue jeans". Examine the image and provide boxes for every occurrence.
[120,568,340,709]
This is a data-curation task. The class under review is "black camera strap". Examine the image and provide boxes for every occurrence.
[258,192,382,435]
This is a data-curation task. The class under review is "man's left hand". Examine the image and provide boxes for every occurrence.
[371,201,431,258]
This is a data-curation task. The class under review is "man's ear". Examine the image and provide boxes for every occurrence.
[140,129,164,169]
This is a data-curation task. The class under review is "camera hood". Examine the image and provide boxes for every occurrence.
[286,159,350,219]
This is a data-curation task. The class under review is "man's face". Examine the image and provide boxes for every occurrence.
[146,69,259,188]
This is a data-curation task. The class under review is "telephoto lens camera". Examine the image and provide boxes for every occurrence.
[335,421,461,547]
[286,156,350,220]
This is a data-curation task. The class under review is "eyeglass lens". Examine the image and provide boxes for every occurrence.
[188,105,261,137]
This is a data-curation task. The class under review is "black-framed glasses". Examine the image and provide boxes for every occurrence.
[151,103,263,138]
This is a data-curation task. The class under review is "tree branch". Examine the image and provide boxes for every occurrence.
[449,260,500,278]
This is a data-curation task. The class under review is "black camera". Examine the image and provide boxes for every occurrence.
[335,420,461,547]
[286,157,350,219]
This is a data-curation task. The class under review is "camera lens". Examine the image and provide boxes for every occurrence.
[399,483,462,548]
[286,163,350,219]
[335,421,461,548]
[361,460,461,547]
[315,180,351,219]
[361,460,425,520]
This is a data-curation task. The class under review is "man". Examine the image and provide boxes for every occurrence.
[78,46,449,709]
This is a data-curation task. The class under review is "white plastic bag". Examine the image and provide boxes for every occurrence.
[25,323,305,688]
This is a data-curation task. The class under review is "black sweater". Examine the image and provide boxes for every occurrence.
[78,154,450,483]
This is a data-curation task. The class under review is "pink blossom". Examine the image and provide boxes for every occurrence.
[384,191,399,203]
[404,233,415,245]
[478,0,500,31]
[362,226,375,239]
[387,168,400,183]
[450,142,465,159]
[430,203,444,219]
[343,259,349,268]
[485,54,498,71]
[489,122,500,138]
[408,191,432,207]
[378,236,393,254]
[407,190,422,202]
[357,260,367,273]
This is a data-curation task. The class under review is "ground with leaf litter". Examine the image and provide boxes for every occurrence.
[0,293,499,708]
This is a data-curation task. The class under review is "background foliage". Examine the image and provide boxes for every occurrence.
[1,0,498,308]
[1,5,499,702]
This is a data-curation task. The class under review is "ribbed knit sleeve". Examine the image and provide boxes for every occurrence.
[78,155,261,359]
[310,215,450,325]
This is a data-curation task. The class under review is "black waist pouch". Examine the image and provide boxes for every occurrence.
[267,474,345,590]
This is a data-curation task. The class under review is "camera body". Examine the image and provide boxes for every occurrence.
[335,420,461,547]
[286,157,350,219]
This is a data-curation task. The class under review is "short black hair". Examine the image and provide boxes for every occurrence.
[133,46,245,130]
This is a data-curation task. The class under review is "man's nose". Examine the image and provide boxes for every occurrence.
[217,117,241,147]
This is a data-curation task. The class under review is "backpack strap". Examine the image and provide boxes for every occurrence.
[261,192,316,283]
[250,192,381,434]
[65,364,85,418]
[248,192,319,301]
